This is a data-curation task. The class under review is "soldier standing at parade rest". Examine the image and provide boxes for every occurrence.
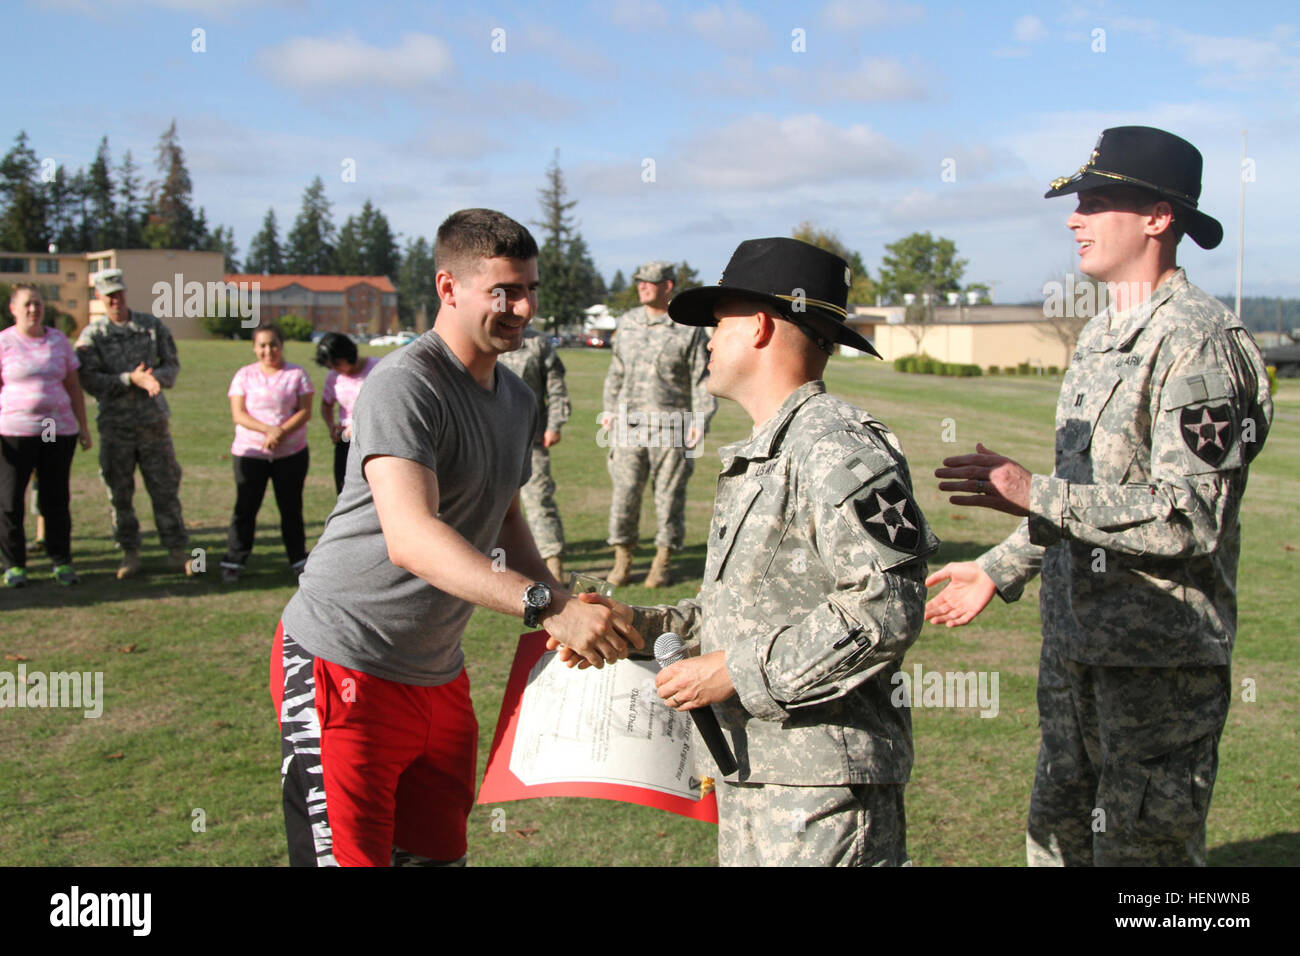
[498,327,571,582]
[274,209,639,867]
[75,268,193,578]
[925,127,1273,866]
[601,260,715,587]
[558,238,938,865]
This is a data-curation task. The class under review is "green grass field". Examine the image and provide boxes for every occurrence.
[1,339,1296,866]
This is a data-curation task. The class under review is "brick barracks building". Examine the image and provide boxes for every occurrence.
[224,274,399,336]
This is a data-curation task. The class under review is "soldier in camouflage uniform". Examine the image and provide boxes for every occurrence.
[76,269,192,578]
[601,261,716,587]
[558,239,937,865]
[926,128,1272,866]
[498,328,571,581]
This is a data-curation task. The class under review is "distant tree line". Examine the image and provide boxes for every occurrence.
[0,123,237,269]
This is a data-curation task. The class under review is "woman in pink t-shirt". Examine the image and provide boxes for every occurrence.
[315,332,377,494]
[0,285,92,587]
[219,325,313,583]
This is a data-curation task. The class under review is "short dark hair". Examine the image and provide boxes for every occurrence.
[8,282,42,303]
[253,323,283,345]
[315,331,357,367]
[434,208,538,281]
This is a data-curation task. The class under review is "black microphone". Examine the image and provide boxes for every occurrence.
[654,633,738,776]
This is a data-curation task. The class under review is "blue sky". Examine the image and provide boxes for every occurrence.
[5,0,1298,301]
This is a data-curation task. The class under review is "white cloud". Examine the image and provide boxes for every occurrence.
[829,57,929,102]
[604,0,671,31]
[688,2,769,49]
[525,24,616,79]
[819,0,925,30]
[1013,15,1048,44]
[260,32,454,90]
[676,113,915,190]
[1170,28,1300,91]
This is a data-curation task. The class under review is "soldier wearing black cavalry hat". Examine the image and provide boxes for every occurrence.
[557,237,938,866]
[926,127,1273,866]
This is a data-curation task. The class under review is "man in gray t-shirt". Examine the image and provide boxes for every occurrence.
[273,209,641,868]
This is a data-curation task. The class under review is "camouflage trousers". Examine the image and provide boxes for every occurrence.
[606,439,694,550]
[519,444,564,559]
[716,780,909,866]
[1027,639,1230,867]
[97,419,188,552]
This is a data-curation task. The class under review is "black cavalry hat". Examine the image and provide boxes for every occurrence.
[668,237,881,357]
[1045,126,1223,249]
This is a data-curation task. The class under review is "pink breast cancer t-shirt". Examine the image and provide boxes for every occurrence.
[321,356,377,439]
[0,326,80,437]
[228,362,314,460]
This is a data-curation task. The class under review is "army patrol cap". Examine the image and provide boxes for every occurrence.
[92,268,127,296]
[632,260,676,283]
[668,237,882,358]
[1045,126,1223,250]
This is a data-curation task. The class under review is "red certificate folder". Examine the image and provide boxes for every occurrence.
[478,632,718,823]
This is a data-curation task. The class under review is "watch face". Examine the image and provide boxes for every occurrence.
[525,583,551,608]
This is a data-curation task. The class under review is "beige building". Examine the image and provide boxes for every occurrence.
[1,248,225,339]
[847,305,1082,370]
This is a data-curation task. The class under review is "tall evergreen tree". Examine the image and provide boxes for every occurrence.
[86,136,117,249]
[361,201,400,280]
[532,151,601,329]
[334,214,364,275]
[144,120,202,249]
[397,235,436,328]
[45,164,80,252]
[204,224,240,272]
[0,131,49,251]
[245,208,284,274]
[609,269,626,295]
[115,149,144,248]
[337,201,400,277]
[285,176,336,274]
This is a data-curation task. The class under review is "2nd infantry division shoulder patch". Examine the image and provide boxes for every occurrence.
[853,480,923,554]
[1180,403,1234,467]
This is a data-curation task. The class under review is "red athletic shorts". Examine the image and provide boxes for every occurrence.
[271,622,478,866]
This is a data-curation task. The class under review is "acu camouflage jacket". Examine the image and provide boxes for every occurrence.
[633,382,938,785]
[979,270,1272,667]
[75,310,180,429]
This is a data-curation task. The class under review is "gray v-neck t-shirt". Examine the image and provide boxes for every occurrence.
[282,330,537,685]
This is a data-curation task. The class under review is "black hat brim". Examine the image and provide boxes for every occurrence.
[1045,172,1223,250]
[669,285,882,358]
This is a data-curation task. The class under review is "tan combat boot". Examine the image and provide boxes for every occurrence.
[545,555,564,582]
[607,545,634,587]
[169,548,195,576]
[116,549,142,580]
[644,547,673,588]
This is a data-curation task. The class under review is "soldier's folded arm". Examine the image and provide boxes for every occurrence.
[730,452,933,721]
[151,323,181,388]
[1025,336,1264,560]
[74,336,130,399]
